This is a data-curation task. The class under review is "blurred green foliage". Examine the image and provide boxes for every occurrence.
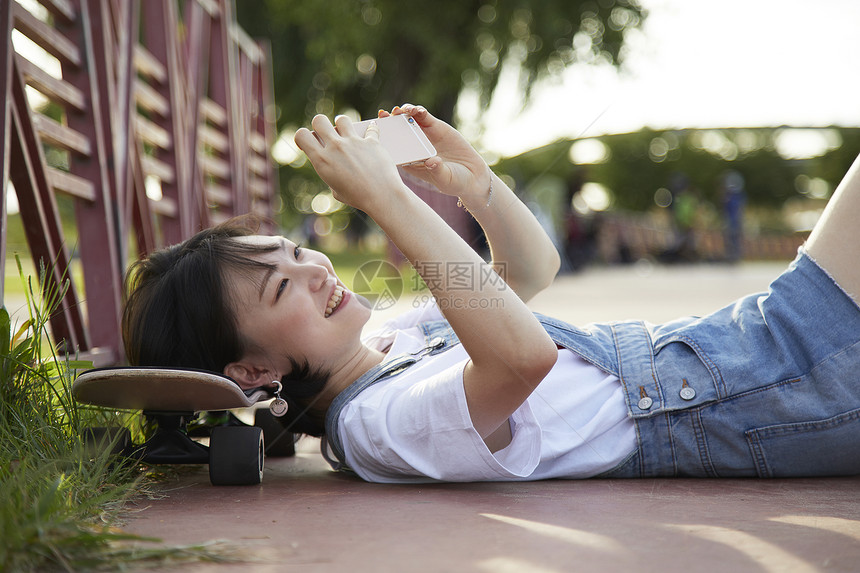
[236,0,647,127]
[499,127,860,214]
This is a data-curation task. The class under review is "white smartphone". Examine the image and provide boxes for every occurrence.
[352,114,437,166]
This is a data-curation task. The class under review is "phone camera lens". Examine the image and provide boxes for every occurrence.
[408,117,415,124]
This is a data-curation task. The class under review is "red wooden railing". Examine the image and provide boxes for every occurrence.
[1,0,277,366]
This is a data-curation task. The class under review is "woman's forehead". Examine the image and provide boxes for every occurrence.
[234,234,293,248]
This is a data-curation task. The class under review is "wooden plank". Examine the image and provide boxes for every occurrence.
[205,2,241,214]
[150,195,177,217]
[107,0,137,250]
[9,61,86,349]
[39,0,76,24]
[199,123,229,152]
[204,181,231,206]
[247,154,267,176]
[56,0,125,360]
[1,0,14,303]
[200,98,227,126]
[141,154,175,183]
[129,133,157,255]
[133,45,166,83]
[179,0,211,233]
[249,132,265,154]
[134,78,169,116]
[230,23,262,61]
[47,166,95,201]
[32,112,91,156]
[141,0,198,242]
[195,0,221,17]
[11,3,81,66]
[208,210,229,225]
[247,176,268,199]
[134,115,172,150]
[253,40,278,231]
[251,202,269,218]
[16,55,85,111]
[199,154,230,180]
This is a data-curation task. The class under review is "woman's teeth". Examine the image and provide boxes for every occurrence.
[325,285,344,317]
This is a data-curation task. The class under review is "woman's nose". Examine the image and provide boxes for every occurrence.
[303,262,329,291]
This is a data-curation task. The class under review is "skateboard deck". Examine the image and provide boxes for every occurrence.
[73,367,269,412]
[72,367,283,485]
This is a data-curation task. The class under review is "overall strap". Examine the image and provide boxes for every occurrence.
[322,336,450,472]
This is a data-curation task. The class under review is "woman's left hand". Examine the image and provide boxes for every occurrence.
[294,114,406,215]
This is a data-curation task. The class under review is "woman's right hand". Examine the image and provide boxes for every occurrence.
[383,105,493,210]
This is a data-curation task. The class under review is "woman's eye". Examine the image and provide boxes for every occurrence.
[294,244,302,259]
[276,278,289,298]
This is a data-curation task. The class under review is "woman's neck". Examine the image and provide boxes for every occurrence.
[316,344,385,410]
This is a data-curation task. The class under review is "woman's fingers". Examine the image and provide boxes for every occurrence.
[334,114,358,137]
[310,113,337,139]
[334,115,379,142]
[399,103,433,128]
[363,120,380,141]
[296,113,377,155]
[296,114,337,154]
[294,127,321,153]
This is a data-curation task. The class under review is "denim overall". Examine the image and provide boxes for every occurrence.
[325,252,860,479]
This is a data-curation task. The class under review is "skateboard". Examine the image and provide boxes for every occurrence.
[73,367,295,485]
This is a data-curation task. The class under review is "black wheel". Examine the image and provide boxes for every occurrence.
[208,426,264,485]
[81,426,132,458]
[254,408,296,457]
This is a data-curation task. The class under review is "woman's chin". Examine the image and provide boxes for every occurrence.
[352,293,373,310]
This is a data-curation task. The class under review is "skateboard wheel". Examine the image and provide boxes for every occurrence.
[254,408,297,457]
[81,426,132,457]
[208,426,264,485]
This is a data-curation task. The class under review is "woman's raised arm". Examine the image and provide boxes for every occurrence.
[295,111,558,447]
[806,152,860,302]
[391,105,561,302]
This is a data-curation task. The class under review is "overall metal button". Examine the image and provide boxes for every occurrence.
[637,396,653,410]
[680,386,696,400]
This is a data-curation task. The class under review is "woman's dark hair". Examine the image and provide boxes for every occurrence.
[122,216,328,435]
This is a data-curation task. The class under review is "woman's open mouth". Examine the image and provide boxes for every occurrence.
[325,285,347,317]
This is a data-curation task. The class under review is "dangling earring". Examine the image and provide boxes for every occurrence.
[270,380,289,417]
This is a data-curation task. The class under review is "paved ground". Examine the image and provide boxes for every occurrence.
[120,260,860,572]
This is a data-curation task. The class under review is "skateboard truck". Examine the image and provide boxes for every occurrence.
[140,411,210,465]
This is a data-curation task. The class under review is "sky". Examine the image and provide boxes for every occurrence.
[471,0,860,158]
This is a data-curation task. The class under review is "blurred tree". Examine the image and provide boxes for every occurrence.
[496,128,860,216]
[235,0,646,128]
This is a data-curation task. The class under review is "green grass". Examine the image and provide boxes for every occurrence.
[0,260,249,571]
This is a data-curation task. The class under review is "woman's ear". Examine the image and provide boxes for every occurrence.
[224,361,278,390]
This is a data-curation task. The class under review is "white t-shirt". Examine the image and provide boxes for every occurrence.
[336,300,636,483]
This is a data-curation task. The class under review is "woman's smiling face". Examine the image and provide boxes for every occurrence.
[226,235,371,387]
